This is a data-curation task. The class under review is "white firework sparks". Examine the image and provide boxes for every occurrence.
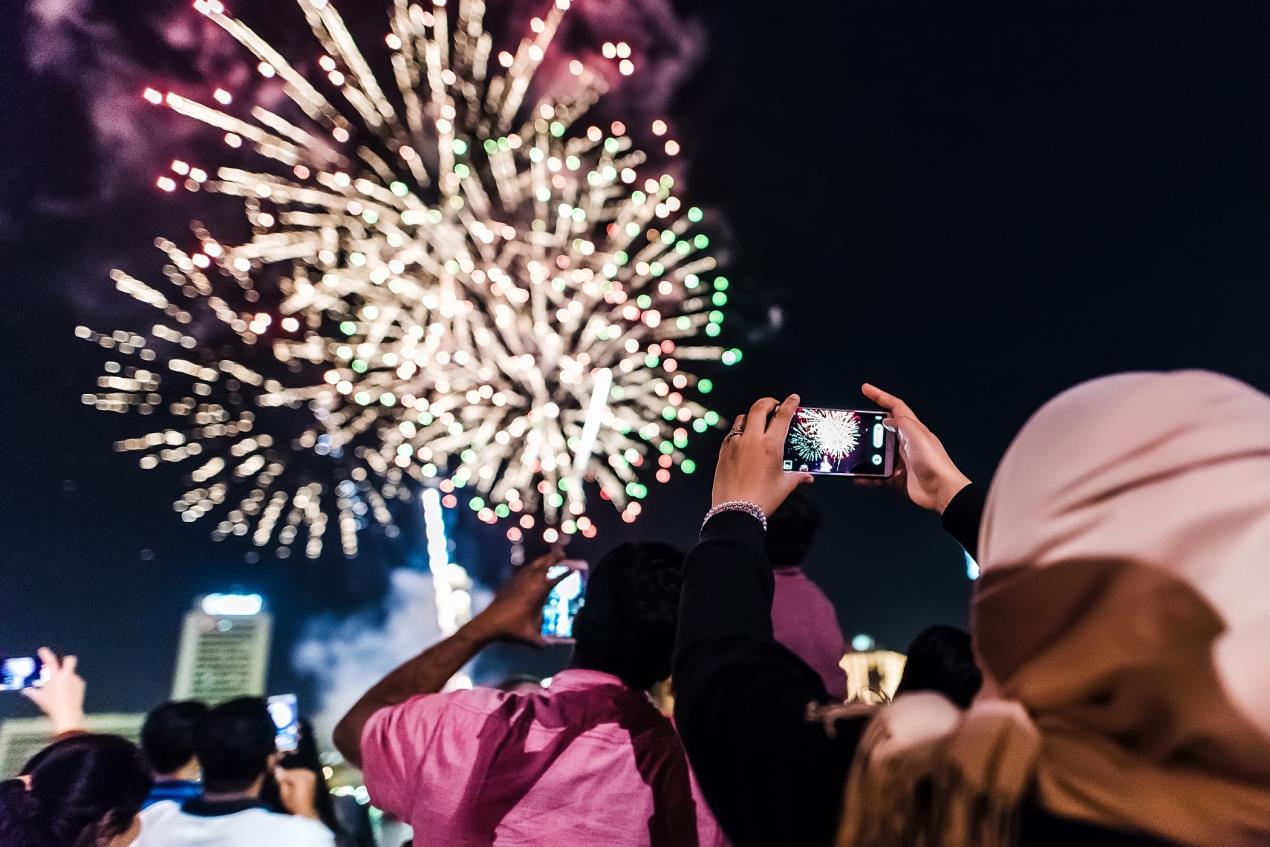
[77,0,736,557]
[792,408,860,462]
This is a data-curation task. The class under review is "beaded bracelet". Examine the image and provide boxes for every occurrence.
[701,500,768,534]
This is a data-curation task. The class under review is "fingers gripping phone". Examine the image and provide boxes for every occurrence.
[1,656,48,692]
[783,407,897,477]
[268,693,301,753]
[540,561,587,643]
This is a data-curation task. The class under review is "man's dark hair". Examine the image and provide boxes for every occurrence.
[141,700,209,776]
[571,542,684,690]
[894,625,983,708]
[764,489,821,569]
[194,697,277,793]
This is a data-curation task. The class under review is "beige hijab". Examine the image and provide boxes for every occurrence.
[838,371,1270,847]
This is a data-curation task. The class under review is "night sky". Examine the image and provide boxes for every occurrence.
[5,0,1270,722]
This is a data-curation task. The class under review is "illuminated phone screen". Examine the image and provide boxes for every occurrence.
[0,657,46,692]
[782,407,896,477]
[268,693,300,753]
[540,562,587,642]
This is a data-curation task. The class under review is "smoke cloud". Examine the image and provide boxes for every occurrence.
[23,0,252,208]
[565,0,709,125]
[512,0,709,169]
[292,568,491,747]
[23,0,707,208]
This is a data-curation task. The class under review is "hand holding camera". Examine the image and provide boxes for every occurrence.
[713,394,814,518]
[858,383,971,514]
[467,552,572,648]
[22,647,86,736]
[713,385,970,525]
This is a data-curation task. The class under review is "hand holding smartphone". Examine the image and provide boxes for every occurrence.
[540,561,587,643]
[782,406,897,477]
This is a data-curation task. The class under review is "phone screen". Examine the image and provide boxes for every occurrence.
[267,693,300,753]
[783,407,896,477]
[0,656,46,692]
[540,561,587,643]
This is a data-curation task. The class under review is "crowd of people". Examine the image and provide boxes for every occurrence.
[3,373,1269,846]
[0,649,351,846]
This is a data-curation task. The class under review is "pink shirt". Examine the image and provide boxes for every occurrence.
[361,669,725,847]
[771,567,848,701]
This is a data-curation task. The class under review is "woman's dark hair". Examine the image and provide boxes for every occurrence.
[0,734,152,847]
[571,542,685,689]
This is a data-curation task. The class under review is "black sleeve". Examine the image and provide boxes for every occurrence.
[941,482,985,560]
[673,512,865,847]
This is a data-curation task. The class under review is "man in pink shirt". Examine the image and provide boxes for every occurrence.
[333,544,723,847]
[764,491,848,701]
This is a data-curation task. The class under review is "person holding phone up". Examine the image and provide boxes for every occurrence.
[676,375,1270,847]
[0,650,154,846]
[136,697,334,846]
[672,389,981,847]
[333,543,725,846]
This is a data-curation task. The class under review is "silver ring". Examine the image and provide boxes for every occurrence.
[727,426,744,438]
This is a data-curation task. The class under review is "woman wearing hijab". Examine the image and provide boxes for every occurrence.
[675,373,1270,847]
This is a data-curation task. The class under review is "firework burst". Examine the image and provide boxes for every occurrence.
[78,0,735,557]
[790,408,861,463]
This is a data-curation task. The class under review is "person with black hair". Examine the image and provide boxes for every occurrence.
[893,625,982,709]
[0,734,152,847]
[139,700,209,809]
[765,490,848,700]
[0,649,153,846]
[333,545,723,846]
[137,697,334,845]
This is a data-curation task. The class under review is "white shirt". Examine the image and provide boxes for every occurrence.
[136,798,335,847]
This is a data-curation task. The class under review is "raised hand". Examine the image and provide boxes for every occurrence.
[860,383,971,514]
[275,766,320,819]
[466,552,570,647]
[22,647,86,735]
[711,394,813,519]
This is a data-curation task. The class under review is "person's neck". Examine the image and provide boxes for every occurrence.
[567,657,642,690]
[157,760,201,783]
[201,775,263,804]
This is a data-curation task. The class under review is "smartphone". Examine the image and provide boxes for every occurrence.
[540,561,588,643]
[0,656,47,692]
[782,407,897,477]
[267,693,300,753]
